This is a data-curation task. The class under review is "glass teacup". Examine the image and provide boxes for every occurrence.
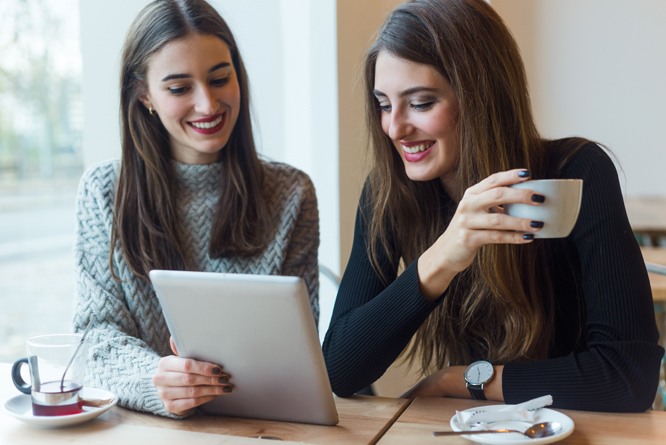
[11,334,88,416]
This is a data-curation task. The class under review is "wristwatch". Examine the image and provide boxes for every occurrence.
[464,360,494,400]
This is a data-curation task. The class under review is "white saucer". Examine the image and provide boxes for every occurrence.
[450,404,574,445]
[2,387,118,428]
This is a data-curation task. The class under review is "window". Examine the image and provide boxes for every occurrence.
[0,0,82,362]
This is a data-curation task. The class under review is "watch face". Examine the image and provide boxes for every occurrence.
[464,361,494,385]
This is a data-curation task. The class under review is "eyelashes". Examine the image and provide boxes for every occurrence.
[412,101,435,111]
[376,100,437,112]
[167,76,230,95]
[210,77,230,87]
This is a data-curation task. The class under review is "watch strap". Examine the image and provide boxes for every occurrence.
[466,383,487,400]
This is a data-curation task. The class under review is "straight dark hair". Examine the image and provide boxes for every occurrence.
[112,0,272,281]
[363,0,590,372]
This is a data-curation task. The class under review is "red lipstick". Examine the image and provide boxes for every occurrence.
[188,113,226,135]
[401,141,435,163]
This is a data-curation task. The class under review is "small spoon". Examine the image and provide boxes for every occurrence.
[433,421,561,439]
[60,318,94,391]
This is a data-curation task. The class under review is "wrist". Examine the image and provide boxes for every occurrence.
[417,249,457,301]
[437,368,453,398]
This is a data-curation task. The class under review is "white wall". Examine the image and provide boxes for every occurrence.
[493,0,666,197]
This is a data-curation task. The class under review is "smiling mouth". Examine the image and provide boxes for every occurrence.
[190,114,224,129]
[188,113,225,134]
[402,141,435,154]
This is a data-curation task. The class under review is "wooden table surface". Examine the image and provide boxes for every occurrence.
[0,363,409,444]
[379,397,666,445]
[642,247,666,302]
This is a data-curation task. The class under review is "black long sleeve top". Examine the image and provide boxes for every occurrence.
[323,141,664,412]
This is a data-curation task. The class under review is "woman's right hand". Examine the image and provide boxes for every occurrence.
[417,169,544,300]
[153,337,233,416]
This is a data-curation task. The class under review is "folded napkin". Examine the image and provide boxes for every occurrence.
[456,395,553,430]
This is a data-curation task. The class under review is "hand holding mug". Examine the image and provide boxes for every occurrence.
[417,169,546,299]
[153,336,233,416]
[505,179,583,238]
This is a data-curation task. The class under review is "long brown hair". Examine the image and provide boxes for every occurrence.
[112,0,272,281]
[363,0,588,372]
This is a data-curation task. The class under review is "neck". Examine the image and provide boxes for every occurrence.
[169,138,220,165]
[440,171,462,203]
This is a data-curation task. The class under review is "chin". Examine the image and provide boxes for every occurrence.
[197,141,227,154]
[404,168,440,183]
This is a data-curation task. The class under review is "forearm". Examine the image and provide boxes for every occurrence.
[442,365,504,401]
[324,261,438,397]
[403,365,504,401]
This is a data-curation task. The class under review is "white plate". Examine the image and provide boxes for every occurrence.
[450,405,574,445]
[2,387,118,428]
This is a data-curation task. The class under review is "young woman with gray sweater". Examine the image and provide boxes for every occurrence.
[72,0,319,418]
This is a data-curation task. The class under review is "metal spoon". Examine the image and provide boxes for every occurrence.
[60,318,94,391]
[433,421,562,439]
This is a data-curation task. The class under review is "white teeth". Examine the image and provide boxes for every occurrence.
[191,115,223,129]
[402,143,431,154]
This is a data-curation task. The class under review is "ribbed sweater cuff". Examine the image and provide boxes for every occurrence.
[402,258,442,313]
[140,376,191,419]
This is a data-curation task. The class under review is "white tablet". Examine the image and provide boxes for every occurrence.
[149,270,339,426]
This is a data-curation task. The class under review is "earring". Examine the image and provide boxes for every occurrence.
[149,107,156,116]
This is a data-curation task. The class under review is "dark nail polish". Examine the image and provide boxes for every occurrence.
[523,234,534,240]
[530,221,544,229]
[518,170,531,178]
[223,385,233,393]
[218,376,229,384]
[212,367,222,375]
[531,194,546,203]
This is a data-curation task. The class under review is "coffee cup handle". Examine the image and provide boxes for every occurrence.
[12,358,31,394]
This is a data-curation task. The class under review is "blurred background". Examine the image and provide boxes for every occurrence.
[1,0,664,405]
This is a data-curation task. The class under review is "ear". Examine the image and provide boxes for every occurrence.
[138,92,152,111]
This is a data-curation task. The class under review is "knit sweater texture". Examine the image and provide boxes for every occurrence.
[323,141,664,412]
[72,159,319,418]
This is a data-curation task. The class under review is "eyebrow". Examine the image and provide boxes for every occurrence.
[161,62,231,82]
[373,86,439,98]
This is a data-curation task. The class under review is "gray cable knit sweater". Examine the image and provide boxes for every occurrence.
[71,159,319,418]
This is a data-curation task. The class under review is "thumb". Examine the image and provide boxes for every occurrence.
[169,336,179,356]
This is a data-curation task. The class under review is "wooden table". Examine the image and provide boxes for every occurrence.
[642,247,666,302]
[379,397,666,444]
[0,363,409,444]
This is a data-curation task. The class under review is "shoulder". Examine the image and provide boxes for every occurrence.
[78,159,121,196]
[76,159,120,220]
[545,138,618,181]
[262,161,316,199]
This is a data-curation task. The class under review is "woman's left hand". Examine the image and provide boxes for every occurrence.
[400,365,504,401]
[400,369,448,399]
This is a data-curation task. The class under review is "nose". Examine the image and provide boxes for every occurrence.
[193,86,220,115]
[386,107,414,141]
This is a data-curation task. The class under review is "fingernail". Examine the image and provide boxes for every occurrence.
[212,367,222,375]
[218,376,229,384]
[531,194,545,203]
[523,234,535,240]
[518,170,531,178]
[223,385,233,393]
[530,221,544,229]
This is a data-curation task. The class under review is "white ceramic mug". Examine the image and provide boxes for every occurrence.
[504,179,583,239]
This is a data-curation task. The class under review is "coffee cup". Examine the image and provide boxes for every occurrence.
[504,179,583,239]
[11,334,88,416]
